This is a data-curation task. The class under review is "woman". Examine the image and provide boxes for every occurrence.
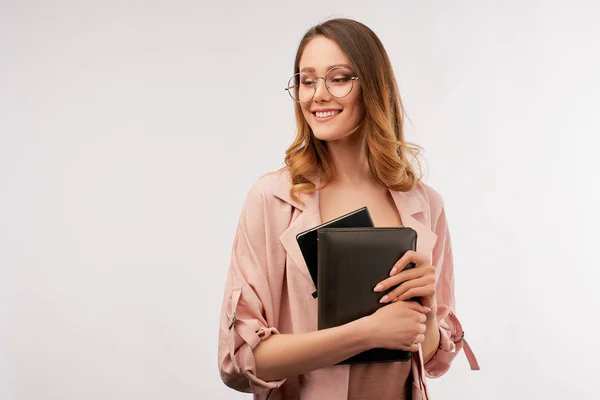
[218,18,479,400]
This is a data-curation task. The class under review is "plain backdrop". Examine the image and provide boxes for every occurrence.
[1,0,599,399]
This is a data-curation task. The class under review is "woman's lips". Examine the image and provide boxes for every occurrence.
[312,110,342,122]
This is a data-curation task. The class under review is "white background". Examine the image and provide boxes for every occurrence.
[1,1,599,399]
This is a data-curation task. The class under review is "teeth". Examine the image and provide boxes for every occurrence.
[315,110,339,118]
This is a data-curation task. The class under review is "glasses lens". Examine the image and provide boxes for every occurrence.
[325,67,355,98]
[287,73,314,103]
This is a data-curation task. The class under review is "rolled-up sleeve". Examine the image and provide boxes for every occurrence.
[424,202,480,378]
[217,184,286,395]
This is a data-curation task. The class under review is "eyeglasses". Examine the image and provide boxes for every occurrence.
[285,66,359,103]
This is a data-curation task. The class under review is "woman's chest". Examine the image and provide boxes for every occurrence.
[319,185,403,228]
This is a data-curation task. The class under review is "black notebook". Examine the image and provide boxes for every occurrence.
[317,227,418,364]
[296,207,374,298]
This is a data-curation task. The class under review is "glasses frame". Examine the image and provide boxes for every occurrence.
[285,66,359,103]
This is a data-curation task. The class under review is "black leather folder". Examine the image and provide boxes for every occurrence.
[317,227,418,364]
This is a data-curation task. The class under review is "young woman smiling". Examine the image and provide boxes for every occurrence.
[218,18,479,400]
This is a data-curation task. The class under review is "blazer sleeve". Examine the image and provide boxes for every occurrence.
[424,202,480,378]
[217,183,287,395]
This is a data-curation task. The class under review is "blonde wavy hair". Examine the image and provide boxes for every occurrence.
[280,18,424,206]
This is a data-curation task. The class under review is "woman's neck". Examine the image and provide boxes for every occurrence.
[325,126,375,187]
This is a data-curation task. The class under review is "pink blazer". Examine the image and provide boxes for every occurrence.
[218,170,479,400]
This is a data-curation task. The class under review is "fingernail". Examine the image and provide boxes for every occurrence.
[373,284,384,292]
[424,307,432,313]
[379,295,389,303]
[389,267,397,276]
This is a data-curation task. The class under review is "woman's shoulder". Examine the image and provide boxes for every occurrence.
[238,169,292,213]
[234,169,298,237]
[243,169,289,200]
[415,180,444,208]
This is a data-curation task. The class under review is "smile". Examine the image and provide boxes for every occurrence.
[312,110,342,122]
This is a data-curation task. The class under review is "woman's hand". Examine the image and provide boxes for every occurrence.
[373,250,437,309]
[364,300,431,352]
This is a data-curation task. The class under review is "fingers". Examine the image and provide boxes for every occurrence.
[401,300,431,315]
[389,250,431,276]
[407,333,426,352]
[374,263,435,294]
[378,301,428,352]
[374,267,424,292]
[378,275,435,304]
[406,324,425,352]
[389,275,435,303]
[396,286,435,303]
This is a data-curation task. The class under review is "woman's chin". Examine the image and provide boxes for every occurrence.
[312,130,354,143]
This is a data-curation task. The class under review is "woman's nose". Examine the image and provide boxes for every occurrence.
[313,78,331,102]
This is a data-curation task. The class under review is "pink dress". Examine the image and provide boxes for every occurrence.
[218,171,479,399]
[348,362,413,399]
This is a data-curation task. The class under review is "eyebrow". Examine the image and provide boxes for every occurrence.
[300,64,354,73]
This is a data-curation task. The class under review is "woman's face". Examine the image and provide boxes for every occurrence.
[298,36,365,142]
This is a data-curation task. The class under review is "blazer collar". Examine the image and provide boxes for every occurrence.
[273,171,438,288]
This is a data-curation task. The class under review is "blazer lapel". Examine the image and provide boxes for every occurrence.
[273,173,322,287]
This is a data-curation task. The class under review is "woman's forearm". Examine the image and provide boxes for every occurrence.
[422,312,441,363]
[253,317,372,382]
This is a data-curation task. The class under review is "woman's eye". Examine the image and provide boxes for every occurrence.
[301,80,314,86]
[330,76,350,83]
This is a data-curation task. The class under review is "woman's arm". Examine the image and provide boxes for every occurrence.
[422,314,441,363]
[253,318,371,382]
[254,300,430,382]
